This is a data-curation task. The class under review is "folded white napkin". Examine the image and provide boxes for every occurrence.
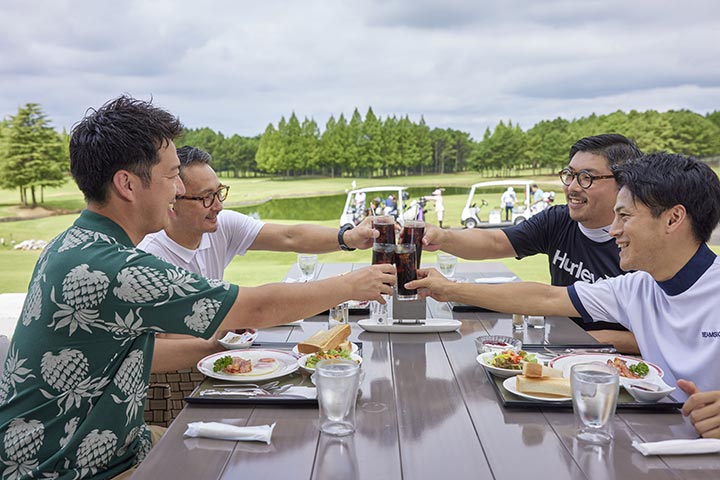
[632,438,720,456]
[184,422,276,444]
[474,276,517,284]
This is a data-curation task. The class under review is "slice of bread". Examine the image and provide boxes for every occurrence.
[297,324,351,354]
[522,362,563,379]
[516,375,571,398]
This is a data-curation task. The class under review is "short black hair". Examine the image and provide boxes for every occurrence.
[176,146,212,180]
[69,95,184,203]
[569,134,643,168]
[612,152,720,243]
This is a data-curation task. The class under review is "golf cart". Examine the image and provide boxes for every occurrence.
[461,180,542,228]
[340,186,409,228]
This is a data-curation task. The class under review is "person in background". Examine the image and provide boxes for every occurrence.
[0,96,395,480]
[385,194,397,217]
[500,187,516,221]
[426,189,445,228]
[409,152,720,407]
[422,134,643,353]
[531,183,544,202]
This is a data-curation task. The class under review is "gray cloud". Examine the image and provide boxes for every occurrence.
[1,0,719,139]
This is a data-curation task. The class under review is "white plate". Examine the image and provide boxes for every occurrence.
[292,342,359,356]
[297,352,363,374]
[476,352,541,378]
[357,318,461,333]
[502,376,571,402]
[549,354,663,381]
[218,330,258,349]
[197,349,299,383]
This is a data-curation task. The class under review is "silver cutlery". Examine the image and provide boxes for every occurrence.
[542,346,617,357]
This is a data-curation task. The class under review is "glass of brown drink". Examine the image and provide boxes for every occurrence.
[373,215,396,245]
[399,220,424,268]
[395,243,418,301]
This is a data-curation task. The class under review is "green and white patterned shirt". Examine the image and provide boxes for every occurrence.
[0,210,239,480]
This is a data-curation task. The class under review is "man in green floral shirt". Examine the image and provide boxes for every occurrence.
[0,96,395,479]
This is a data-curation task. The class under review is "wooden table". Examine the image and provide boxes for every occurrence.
[132,262,720,480]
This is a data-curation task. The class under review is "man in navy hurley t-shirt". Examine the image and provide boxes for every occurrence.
[423,134,643,353]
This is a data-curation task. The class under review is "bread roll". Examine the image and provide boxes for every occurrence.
[516,375,571,398]
[522,362,563,379]
[297,324,351,354]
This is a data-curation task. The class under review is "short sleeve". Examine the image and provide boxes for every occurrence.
[106,249,238,339]
[503,207,556,258]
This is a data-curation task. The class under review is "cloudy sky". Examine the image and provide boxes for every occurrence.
[1,0,718,140]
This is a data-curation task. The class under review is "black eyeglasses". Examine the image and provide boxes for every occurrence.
[559,169,614,189]
[176,185,230,208]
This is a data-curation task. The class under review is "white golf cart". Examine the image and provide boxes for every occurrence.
[461,180,543,228]
[340,186,409,228]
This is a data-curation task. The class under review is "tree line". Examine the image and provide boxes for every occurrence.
[1,103,719,207]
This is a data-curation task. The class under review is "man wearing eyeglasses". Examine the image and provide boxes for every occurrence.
[139,146,375,281]
[422,134,643,353]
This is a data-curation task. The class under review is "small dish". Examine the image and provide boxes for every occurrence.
[298,352,363,374]
[621,377,676,403]
[475,335,522,354]
[476,351,540,378]
[218,330,258,349]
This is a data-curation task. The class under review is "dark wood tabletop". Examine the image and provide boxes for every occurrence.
[132,262,720,480]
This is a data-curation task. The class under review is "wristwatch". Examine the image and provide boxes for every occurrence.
[338,224,356,251]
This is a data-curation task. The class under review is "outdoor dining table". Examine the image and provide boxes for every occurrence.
[132,262,720,480]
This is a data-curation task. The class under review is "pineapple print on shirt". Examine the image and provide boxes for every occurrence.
[184,298,222,333]
[39,349,110,415]
[0,418,44,480]
[49,265,110,335]
[0,347,35,406]
[74,429,118,478]
[113,266,200,306]
[111,350,147,425]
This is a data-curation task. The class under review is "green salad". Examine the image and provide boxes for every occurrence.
[305,349,353,369]
[490,349,537,370]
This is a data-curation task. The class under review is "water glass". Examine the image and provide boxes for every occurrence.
[526,315,546,329]
[315,359,362,436]
[512,313,525,331]
[437,253,457,278]
[297,254,318,281]
[328,302,349,328]
[571,363,619,444]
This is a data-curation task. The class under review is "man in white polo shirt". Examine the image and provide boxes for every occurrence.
[408,152,720,417]
[139,146,374,280]
[139,146,378,371]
